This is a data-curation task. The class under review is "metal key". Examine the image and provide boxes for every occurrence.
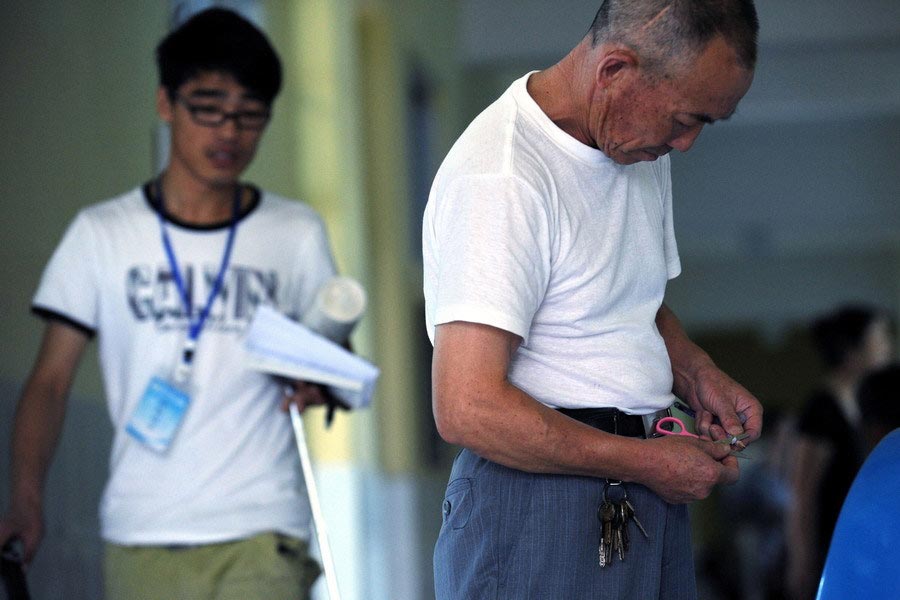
[613,504,626,561]
[623,498,650,539]
[618,503,630,553]
[598,501,616,567]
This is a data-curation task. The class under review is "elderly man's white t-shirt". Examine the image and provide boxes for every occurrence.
[423,72,681,414]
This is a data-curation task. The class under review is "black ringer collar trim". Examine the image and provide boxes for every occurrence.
[32,306,97,338]
[142,181,261,231]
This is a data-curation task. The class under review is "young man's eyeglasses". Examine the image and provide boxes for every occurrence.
[176,96,271,131]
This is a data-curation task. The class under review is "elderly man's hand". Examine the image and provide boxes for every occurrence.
[640,434,740,504]
[688,362,763,445]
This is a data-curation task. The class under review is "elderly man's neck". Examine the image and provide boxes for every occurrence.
[526,37,606,149]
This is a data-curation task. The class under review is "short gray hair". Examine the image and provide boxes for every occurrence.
[589,0,758,75]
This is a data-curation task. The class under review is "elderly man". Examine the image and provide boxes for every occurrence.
[423,1,763,598]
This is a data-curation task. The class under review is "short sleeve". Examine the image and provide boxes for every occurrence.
[428,174,552,344]
[32,212,100,333]
[658,157,681,280]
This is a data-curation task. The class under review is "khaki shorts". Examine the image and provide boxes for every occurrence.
[104,532,321,600]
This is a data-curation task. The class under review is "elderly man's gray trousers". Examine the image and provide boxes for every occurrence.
[433,448,698,600]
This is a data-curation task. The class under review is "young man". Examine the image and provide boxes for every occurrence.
[424,1,763,598]
[0,9,338,599]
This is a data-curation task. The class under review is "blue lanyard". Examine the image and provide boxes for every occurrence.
[156,181,241,359]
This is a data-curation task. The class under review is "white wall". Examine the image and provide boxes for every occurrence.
[668,115,900,333]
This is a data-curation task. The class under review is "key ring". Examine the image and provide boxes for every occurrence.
[603,479,627,503]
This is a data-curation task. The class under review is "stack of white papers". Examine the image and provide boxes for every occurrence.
[243,305,379,409]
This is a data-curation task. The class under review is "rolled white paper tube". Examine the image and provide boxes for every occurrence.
[301,276,367,343]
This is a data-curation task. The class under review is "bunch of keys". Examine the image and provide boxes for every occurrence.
[597,481,649,567]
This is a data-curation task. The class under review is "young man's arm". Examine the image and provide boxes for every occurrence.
[0,321,90,563]
[655,303,764,443]
[432,320,739,504]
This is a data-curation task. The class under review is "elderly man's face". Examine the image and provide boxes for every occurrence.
[596,36,754,165]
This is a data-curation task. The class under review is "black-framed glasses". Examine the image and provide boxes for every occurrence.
[176,96,271,131]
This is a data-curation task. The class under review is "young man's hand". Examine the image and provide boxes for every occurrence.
[280,380,328,413]
[0,500,44,565]
[279,380,350,426]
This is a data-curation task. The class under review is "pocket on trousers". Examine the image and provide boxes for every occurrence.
[441,477,474,531]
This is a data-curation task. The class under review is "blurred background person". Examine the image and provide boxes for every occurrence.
[857,363,900,456]
[786,304,893,599]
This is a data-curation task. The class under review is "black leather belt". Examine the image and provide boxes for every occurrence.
[558,407,670,439]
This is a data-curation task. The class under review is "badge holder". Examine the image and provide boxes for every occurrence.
[125,339,196,453]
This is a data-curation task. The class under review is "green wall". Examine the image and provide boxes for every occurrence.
[0,2,168,397]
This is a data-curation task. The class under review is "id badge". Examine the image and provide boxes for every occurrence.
[126,376,191,453]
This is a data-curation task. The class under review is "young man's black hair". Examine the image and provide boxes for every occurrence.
[156,8,282,104]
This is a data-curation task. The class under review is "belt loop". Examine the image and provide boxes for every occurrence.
[613,411,618,436]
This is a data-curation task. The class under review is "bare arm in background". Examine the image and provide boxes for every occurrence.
[786,435,830,600]
[0,321,89,563]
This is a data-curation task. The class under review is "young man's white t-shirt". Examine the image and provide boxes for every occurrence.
[423,72,682,415]
[33,186,336,545]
